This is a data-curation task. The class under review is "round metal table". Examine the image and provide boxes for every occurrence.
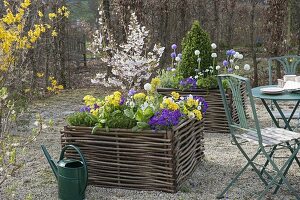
[252,85,300,131]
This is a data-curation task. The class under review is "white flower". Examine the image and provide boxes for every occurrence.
[144,83,152,91]
[229,59,234,63]
[175,57,181,62]
[233,52,240,58]
[211,43,217,49]
[141,102,149,111]
[209,66,213,69]
[171,68,176,71]
[129,101,135,108]
[194,50,200,56]
[215,65,221,70]
[205,69,209,72]
[234,65,240,70]
[197,58,201,62]
[188,111,195,119]
[211,53,217,58]
[244,64,250,71]
[197,106,202,110]
[194,75,199,79]
[238,54,243,59]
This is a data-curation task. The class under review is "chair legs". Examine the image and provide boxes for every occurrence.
[218,139,300,199]
[217,148,262,199]
[258,144,300,200]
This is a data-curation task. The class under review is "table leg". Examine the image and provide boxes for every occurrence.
[261,99,280,128]
[273,100,299,131]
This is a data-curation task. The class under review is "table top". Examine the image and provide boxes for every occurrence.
[252,85,300,101]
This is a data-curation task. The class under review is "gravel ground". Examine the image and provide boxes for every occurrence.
[0,89,300,200]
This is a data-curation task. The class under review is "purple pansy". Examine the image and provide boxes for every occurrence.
[94,104,99,109]
[194,96,208,114]
[120,96,126,105]
[228,68,234,73]
[179,77,197,89]
[171,44,177,50]
[128,89,136,96]
[80,106,91,112]
[148,109,183,130]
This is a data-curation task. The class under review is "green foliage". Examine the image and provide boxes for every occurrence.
[159,69,182,88]
[106,110,137,129]
[67,112,98,127]
[180,21,213,78]
[197,76,218,90]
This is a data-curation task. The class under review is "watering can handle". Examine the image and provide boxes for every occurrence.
[60,145,88,195]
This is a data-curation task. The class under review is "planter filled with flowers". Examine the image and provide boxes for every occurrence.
[61,81,207,192]
[157,21,250,133]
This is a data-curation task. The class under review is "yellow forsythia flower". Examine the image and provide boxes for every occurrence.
[51,30,58,37]
[48,13,57,20]
[38,11,43,17]
[36,72,44,78]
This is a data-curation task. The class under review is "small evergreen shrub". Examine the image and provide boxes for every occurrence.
[180,21,213,78]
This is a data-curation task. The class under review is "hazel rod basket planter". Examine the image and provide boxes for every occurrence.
[61,118,204,193]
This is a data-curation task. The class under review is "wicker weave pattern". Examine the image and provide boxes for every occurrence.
[61,119,204,193]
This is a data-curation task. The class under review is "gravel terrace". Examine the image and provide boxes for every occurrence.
[0,88,300,200]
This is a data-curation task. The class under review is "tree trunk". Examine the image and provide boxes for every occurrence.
[250,0,258,86]
[212,0,220,44]
[226,0,237,47]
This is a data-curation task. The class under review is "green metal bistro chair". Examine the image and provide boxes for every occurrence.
[217,74,300,199]
[268,55,300,129]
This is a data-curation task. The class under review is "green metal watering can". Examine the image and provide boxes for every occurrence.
[41,144,88,200]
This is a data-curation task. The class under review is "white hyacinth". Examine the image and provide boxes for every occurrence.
[211,53,217,58]
[234,65,240,70]
[211,43,217,49]
[244,64,250,71]
[238,54,243,59]
[215,65,221,70]
[194,50,200,56]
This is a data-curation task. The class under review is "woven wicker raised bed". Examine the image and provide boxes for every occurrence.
[61,118,204,193]
[157,88,230,133]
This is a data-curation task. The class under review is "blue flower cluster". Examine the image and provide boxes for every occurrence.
[179,77,197,89]
[148,109,182,130]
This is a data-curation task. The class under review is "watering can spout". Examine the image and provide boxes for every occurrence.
[41,145,58,180]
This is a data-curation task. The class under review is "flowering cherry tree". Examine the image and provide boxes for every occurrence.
[91,12,165,90]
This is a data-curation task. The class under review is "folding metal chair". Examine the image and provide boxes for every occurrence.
[217,74,300,199]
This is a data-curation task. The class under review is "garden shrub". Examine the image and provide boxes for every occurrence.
[180,21,213,78]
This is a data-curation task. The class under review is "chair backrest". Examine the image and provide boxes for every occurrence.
[268,55,300,85]
[217,74,263,143]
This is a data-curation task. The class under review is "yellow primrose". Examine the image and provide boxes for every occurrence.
[133,93,146,101]
[83,95,97,107]
[113,91,122,98]
[193,109,202,120]
[171,92,180,100]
